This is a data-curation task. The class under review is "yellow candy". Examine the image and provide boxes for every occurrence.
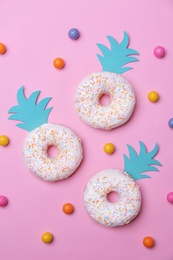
[148,91,159,102]
[0,135,9,146]
[104,143,115,154]
[41,232,53,243]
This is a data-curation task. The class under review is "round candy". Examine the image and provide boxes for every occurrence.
[0,196,8,207]
[0,135,9,146]
[41,232,53,243]
[148,91,159,103]
[68,28,80,40]
[143,236,155,248]
[168,118,173,128]
[154,46,165,58]
[53,58,65,69]
[62,203,74,214]
[103,143,115,154]
[167,192,173,203]
[0,43,6,54]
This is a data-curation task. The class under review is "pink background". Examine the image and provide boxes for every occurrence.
[0,0,173,259]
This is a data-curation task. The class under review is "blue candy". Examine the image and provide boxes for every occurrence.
[168,118,173,128]
[68,28,80,40]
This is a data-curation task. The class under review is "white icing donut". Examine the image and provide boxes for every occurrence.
[84,169,141,227]
[23,123,83,182]
[75,71,136,130]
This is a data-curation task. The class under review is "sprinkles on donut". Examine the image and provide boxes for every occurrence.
[75,31,139,130]
[84,142,162,227]
[8,86,83,182]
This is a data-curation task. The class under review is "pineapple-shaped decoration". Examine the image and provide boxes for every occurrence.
[84,142,162,227]
[75,31,139,130]
[8,86,83,182]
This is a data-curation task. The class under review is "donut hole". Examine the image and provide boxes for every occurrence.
[47,145,59,158]
[107,191,119,203]
[99,93,110,106]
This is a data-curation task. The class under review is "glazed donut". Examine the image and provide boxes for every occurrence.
[23,123,83,182]
[75,71,136,130]
[84,169,141,227]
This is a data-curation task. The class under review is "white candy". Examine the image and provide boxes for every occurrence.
[84,169,141,227]
[23,124,83,182]
[75,71,136,130]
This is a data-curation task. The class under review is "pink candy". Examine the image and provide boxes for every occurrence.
[0,195,8,207]
[153,46,165,58]
[167,192,173,203]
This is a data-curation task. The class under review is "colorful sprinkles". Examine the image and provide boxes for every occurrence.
[75,71,136,130]
[23,124,83,181]
[84,169,141,227]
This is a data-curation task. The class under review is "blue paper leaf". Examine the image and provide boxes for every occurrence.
[96,31,139,74]
[8,86,53,132]
[28,90,41,103]
[120,31,129,49]
[123,141,162,180]
[17,86,26,104]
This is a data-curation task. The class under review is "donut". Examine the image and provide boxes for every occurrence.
[23,123,83,182]
[75,71,136,130]
[84,169,141,227]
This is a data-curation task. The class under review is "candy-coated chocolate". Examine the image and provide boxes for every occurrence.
[68,28,80,40]
[104,143,115,154]
[62,203,74,214]
[41,232,53,243]
[148,91,159,102]
[167,192,173,203]
[153,46,165,58]
[0,196,8,207]
[143,236,155,248]
[168,118,173,128]
[0,135,9,146]
[0,43,6,54]
[53,58,65,69]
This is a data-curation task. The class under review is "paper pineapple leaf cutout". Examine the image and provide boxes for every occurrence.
[123,141,162,180]
[8,86,53,132]
[96,31,139,74]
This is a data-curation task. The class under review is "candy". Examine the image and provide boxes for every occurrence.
[41,232,53,243]
[104,143,115,154]
[0,196,8,207]
[0,135,9,146]
[154,46,165,58]
[62,203,74,214]
[68,28,80,40]
[148,91,159,102]
[168,118,173,128]
[143,236,155,248]
[167,192,173,203]
[0,43,6,54]
[53,58,65,69]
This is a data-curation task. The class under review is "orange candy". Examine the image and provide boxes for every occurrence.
[0,43,6,54]
[53,57,65,69]
[62,203,74,214]
[0,135,9,146]
[143,236,155,248]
